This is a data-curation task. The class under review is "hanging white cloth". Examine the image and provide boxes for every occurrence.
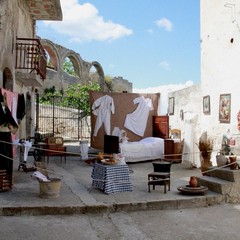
[112,127,128,143]
[23,141,32,161]
[182,112,200,168]
[92,95,115,137]
[124,96,153,137]
[13,139,32,161]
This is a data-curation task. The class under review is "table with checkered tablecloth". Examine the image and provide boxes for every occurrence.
[91,163,132,194]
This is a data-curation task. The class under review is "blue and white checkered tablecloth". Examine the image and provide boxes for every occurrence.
[91,163,132,194]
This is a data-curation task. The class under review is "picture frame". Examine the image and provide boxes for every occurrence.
[168,97,174,115]
[203,95,210,114]
[219,94,231,123]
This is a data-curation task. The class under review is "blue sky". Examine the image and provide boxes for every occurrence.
[36,0,200,91]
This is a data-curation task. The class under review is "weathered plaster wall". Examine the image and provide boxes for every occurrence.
[0,0,36,138]
[169,0,240,165]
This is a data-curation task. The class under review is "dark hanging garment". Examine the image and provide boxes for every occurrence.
[5,106,18,128]
[0,89,3,102]
[0,104,7,126]
[0,132,13,175]
[0,104,18,133]
[17,94,26,121]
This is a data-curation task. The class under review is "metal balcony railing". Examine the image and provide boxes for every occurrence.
[15,37,47,80]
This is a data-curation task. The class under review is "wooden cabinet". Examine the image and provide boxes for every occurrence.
[163,139,183,163]
[164,139,174,160]
[152,115,169,139]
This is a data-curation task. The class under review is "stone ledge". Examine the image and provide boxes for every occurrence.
[206,167,240,182]
[197,175,232,194]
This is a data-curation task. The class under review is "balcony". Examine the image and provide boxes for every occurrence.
[15,37,47,87]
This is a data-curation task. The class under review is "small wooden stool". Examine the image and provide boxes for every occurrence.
[148,172,170,193]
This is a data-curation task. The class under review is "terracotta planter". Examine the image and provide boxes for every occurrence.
[229,155,238,170]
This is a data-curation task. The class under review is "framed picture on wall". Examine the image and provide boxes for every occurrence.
[168,97,174,115]
[219,94,231,123]
[203,95,210,114]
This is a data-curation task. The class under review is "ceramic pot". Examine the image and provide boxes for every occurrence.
[189,176,198,188]
[216,153,227,167]
[229,155,238,170]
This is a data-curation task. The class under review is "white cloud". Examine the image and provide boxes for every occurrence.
[133,81,194,114]
[159,61,170,71]
[43,0,133,42]
[156,17,173,32]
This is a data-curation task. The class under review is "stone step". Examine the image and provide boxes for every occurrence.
[206,167,240,182]
[197,175,233,194]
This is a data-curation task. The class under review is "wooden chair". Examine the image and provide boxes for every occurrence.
[148,161,172,193]
[170,129,184,162]
[170,129,181,140]
[45,137,67,164]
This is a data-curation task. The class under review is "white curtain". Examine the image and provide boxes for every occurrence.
[182,112,200,168]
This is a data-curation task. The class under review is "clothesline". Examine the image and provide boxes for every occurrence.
[0,148,238,185]
[0,139,225,160]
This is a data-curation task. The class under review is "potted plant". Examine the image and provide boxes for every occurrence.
[197,132,213,175]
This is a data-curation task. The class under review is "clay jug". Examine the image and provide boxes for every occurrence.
[189,176,198,188]
[216,153,227,167]
[229,155,238,170]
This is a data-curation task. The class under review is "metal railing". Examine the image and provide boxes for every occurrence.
[35,95,91,141]
[15,37,47,80]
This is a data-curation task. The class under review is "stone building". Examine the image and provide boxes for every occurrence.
[0,0,132,141]
[168,0,240,165]
[0,0,63,138]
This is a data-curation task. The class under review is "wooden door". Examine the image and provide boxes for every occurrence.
[152,116,169,139]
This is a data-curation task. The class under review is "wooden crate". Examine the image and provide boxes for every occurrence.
[0,169,13,191]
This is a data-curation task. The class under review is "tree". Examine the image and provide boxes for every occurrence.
[63,57,77,77]
[39,82,101,116]
[39,86,62,104]
[62,81,100,116]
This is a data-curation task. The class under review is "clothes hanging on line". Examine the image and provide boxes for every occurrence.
[92,95,115,137]
[17,93,26,121]
[0,132,13,175]
[124,96,153,137]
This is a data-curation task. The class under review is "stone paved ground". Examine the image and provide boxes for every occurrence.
[0,142,225,216]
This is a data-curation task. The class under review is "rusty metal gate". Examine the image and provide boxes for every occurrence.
[35,94,91,141]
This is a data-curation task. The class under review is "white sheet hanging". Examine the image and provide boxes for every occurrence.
[182,112,200,168]
[124,96,153,137]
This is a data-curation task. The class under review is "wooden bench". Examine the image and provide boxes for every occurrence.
[45,137,67,164]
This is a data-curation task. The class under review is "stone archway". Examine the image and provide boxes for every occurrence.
[90,61,105,90]
[62,51,83,78]
[39,39,106,91]
[41,39,60,71]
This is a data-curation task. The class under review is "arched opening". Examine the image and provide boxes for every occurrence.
[89,65,100,83]
[63,56,79,77]
[3,68,13,91]
[90,62,104,90]
[43,46,58,71]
